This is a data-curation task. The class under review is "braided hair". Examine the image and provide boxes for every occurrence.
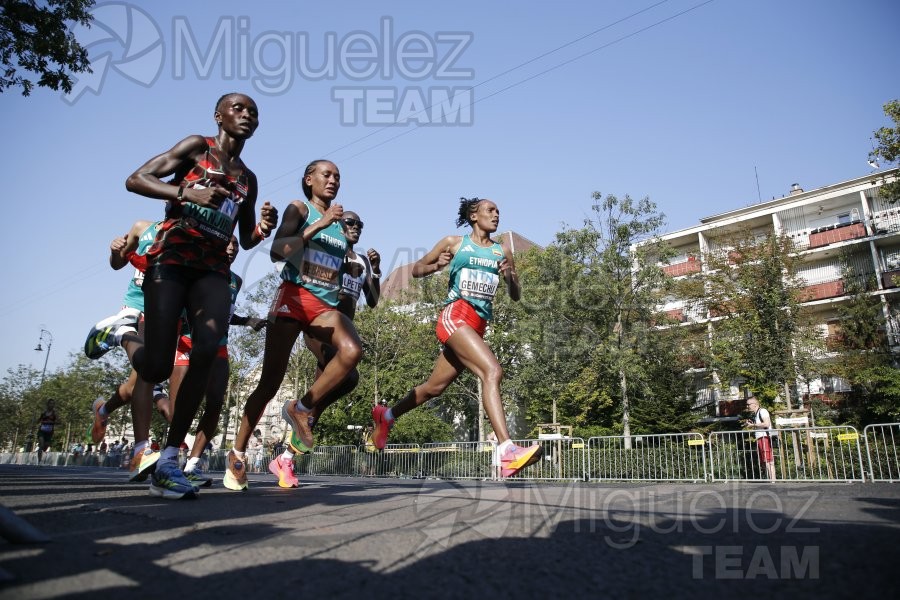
[301,159,331,199]
[455,197,483,228]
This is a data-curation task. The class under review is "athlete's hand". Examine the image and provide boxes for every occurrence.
[436,246,453,270]
[184,183,231,209]
[110,234,128,255]
[498,258,516,277]
[367,248,381,273]
[323,202,344,226]
[259,201,278,233]
[247,317,267,332]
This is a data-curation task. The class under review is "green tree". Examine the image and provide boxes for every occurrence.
[0,0,95,95]
[0,364,42,450]
[688,231,821,406]
[827,251,895,424]
[515,194,689,441]
[870,99,900,203]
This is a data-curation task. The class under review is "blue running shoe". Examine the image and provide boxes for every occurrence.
[149,461,197,499]
[184,467,213,488]
[84,309,139,359]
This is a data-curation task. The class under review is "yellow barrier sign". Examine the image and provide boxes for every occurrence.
[571,443,585,449]
[837,433,859,442]
[687,439,704,446]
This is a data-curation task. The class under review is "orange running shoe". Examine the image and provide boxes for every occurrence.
[499,443,542,478]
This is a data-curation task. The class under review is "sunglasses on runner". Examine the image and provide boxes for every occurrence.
[342,218,364,230]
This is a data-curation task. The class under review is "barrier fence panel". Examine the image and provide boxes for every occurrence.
[708,426,865,482]
[587,434,707,482]
[356,444,421,478]
[419,441,495,480]
[303,445,359,476]
[502,438,585,482]
[864,423,900,482]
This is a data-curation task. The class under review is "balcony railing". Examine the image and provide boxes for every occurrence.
[882,269,900,289]
[808,221,867,248]
[663,256,701,277]
[801,279,844,301]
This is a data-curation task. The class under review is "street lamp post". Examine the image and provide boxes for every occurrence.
[28,328,53,453]
[35,328,53,387]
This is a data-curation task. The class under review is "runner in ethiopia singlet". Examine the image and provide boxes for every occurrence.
[121,221,162,312]
[278,200,347,306]
[444,234,505,321]
[146,137,249,276]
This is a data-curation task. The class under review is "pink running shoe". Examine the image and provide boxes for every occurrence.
[371,405,394,450]
[499,443,543,478]
[268,455,299,488]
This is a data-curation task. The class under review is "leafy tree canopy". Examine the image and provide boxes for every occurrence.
[870,99,900,203]
[0,0,94,96]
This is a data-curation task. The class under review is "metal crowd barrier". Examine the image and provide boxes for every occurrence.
[356,443,422,478]
[503,438,586,481]
[708,426,865,482]
[6,423,897,484]
[302,445,359,476]
[863,423,900,482]
[586,433,707,482]
[419,441,494,480]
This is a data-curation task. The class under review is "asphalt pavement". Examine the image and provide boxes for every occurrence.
[1,464,899,599]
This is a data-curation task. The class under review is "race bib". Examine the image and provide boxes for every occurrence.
[302,247,342,289]
[458,268,499,300]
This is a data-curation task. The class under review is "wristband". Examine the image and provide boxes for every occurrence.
[371,271,381,280]
[255,222,271,239]
[175,183,186,205]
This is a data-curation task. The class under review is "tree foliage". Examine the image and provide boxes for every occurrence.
[0,0,95,96]
[870,99,900,203]
[682,231,821,405]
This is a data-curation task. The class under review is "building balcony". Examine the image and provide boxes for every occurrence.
[807,221,866,249]
[872,207,900,235]
[718,399,748,417]
[801,279,844,302]
[665,308,686,322]
[882,268,900,289]
[663,256,701,277]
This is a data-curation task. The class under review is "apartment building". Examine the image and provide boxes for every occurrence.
[653,169,900,416]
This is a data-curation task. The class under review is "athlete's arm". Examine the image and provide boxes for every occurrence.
[230,314,267,331]
[235,170,278,251]
[499,237,521,302]
[270,201,308,265]
[362,248,381,307]
[110,220,153,270]
[412,236,461,278]
[271,200,342,265]
[125,135,230,209]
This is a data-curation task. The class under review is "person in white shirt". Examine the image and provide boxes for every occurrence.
[744,396,776,481]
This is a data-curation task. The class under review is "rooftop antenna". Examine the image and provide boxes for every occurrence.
[754,166,762,203]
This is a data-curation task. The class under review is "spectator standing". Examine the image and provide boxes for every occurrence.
[744,396,776,481]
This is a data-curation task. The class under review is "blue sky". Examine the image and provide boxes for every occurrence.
[2,0,898,377]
